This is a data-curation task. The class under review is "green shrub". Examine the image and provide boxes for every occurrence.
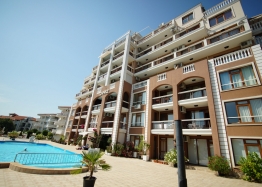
[31,129,38,133]
[36,134,46,140]
[42,130,49,136]
[26,130,33,138]
[239,152,262,183]
[208,155,230,176]
[164,149,189,165]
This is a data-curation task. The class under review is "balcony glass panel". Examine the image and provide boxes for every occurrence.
[181,119,211,129]
[152,121,174,129]
[105,101,116,108]
[92,104,101,110]
[152,94,173,105]
[178,88,206,100]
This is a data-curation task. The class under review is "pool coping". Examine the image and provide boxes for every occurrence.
[9,162,89,175]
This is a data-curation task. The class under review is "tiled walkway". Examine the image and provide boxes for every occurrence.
[0,138,261,187]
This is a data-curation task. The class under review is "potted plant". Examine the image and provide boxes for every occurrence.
[106,146,112,156]
[142,142,150,161]
[8,131,19,140]
[82,151,111,187]
[208,155,230,176]
[164,149,189,167]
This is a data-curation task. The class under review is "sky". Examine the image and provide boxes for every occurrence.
[0,0,261,118]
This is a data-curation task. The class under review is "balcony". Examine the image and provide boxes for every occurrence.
[101,121,113,134]
[152,94,173,111]
[100,59,110,69]
[137,21,174,45]
[115,38,125,48]
[213,47,252,67]
[133,80,147,90]
[75,112,81,119]
[113,51,124,61]
[181,118,211,135]
[93,65,98,72]
[81,111,88,118]
[255,37,262,48]
[183,64,195,74]
[178,88,207,108]
[134,22,251,77]
[110,66,122,75]
[136,47,152,58]
[250,20,262,35]
[151,121,174,135]
[98,73,107,82]
[203,0,237,17]
[175,24,200,39]
[89,122,97,128]
[104,101,116,113]
[129,51,135,58]
[92,104,101,115]
[127,65,134,74]
[119,122,126,129]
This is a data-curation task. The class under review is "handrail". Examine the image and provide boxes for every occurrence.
[178,87,206,94]
[133,80,147,90]
[113,51,124,60]
[181,118,210,122]
[152,94,173,100]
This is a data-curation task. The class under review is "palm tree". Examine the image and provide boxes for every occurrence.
[81,151,111,186]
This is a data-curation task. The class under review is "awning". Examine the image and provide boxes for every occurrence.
[79,131,93,136]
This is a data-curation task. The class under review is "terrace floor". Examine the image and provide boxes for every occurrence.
[0,138,261,187]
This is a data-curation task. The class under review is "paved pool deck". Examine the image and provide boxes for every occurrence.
[0,137,261,187]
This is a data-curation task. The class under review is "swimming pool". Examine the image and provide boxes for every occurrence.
[0,141,82,168]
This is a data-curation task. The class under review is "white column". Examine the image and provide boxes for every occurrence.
[126,85,134,141]
[208,59,230,161]
[64,106,73,136]
[105,42,115,86]
[111,32,131,145]
[144,79,150,142]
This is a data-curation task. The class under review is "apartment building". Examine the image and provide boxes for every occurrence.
[33,114,58,132]
[66,0,262,167]
[52,106,70,141]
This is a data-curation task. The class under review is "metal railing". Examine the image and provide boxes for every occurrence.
[203,0,236,17]
[152,121,174,129]
[14,153,82,165]
[152,94,173,105]
[105,101,116,108]
[133,80,147,90]
[101,121,113,128]
[178,87,206,100]
[92,104,101,110]
[181,118,211,129]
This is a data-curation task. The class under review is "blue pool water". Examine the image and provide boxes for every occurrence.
[0,141,82,168]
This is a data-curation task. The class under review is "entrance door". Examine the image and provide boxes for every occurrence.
[160,138,167,159]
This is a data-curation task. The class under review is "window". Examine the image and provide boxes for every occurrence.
[232,139,262,165]
[131,113,145,127]
[209,9,232,27]
[210,28,240,43]
[133,92,146,105]
[130,135,142,147]
[225,98,262,124]
[182,13,193,24]
[219,65,257,90]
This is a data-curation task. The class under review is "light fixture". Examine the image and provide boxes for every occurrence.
[146,59,148,61]
[224,46,229,49]
[194,105,198,107]
[190,58,193,60]
[165,86,168,88]
[165,50,168,52]
[165,109,168,111]
[192,79,196,81]
[188,40,191,42]
[165,35,167,37]
[144,74,147,76]
[147,45,149,47]
[165,67,168,69]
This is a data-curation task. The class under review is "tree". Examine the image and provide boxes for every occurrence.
[31,129,38,133]
[42,130,48,136]
[0,119,15,134]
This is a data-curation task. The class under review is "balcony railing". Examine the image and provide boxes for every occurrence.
[152,121,174,129]
[183,64,195,74]
[93,66,98,71]
[113,51,124,60]
[152,94,173,105]
[101,59,110,68]
[115,38,125,47]
[181,118,211,129]
[154,37,173,50]
[98,73,107,81]
[105,101,116,108]
[176,24,200,39]
[157,73,166,81]
[81,111,88,116]
[91,76,96,81]
[136,47,152,58]
[154,21,173,35]
[92,104,101,110]
[203,0,236,17]
[133,80,147,90]
[208,27,241,44]
[89,122,97,128]
[132,100,146,106]
[75,112,81,116]
[119,122,126,129]
[213,48,252,66]
[127,65,134,73]
[137,33,153,45]
[101,121,113,128]
[131,122,144,127]
[255,37,262,48]
[111,66,122,75]
[129,51,135,58]
[250,20,262,31]
[178,88,207,100]
[76,93,81,97]
[122,101,129,108]
[177,42,204,57]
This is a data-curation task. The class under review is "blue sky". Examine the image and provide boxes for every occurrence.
[0,0,261,118]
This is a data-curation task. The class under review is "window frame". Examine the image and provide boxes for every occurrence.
[209,9,233,27]
[182,12,194,25]
[131,112,145,127]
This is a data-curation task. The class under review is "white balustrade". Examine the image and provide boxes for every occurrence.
[183,64,195,74]
[251,21,262,31]
[157,73,167,81]
[203,0,236,17]
[214,48,252,66]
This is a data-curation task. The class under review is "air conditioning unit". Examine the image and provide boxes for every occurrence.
[180,82,186,89]
[183,135,190,142]
[241,40,253,49]
[135,77,140,81]
[106,113,113,117]
[109,95,116,100]
[177,45,185,51]
[111,79,115,83]
[134,104,141,109]
[180,106,186,113]
[137,61,141,66]
[113,65,118,69]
